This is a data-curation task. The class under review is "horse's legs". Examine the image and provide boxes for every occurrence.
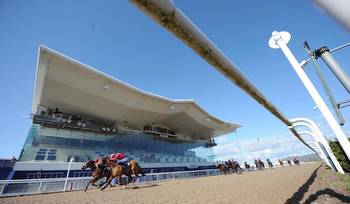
[85,178,98,192]
[91,183,99,187]
[98,176,110,188]
[127,173,133,184]
[108,175,114,187]
[131,168,140,184]
[91,177,104,188]
[101,176,113,191]
[117,176,122,186]
[131,175,138,184]
[116,176,127,189]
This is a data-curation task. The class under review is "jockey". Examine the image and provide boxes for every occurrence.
[116,153,128,166]
[94,157,104,168]
[110,152,128,166]
[110,153,118,162]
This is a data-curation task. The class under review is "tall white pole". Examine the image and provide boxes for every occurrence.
[64,158,74,191]
[269,31,350,161]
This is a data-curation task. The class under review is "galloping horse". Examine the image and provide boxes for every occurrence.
[101,158,144,190]
[255,159,265,170]
[244,162,253,171]
[267,159,274,168]
[81,159,112,192]
[293,158,300,166]
[228,160,242,174]
[279,159,284,167]
[258,160,265,170]
[217,163,229,175]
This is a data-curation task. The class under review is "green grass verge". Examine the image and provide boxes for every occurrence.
[334,174,350,193]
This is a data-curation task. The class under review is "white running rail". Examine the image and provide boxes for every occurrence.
[0,162,317,197]
[0,169,220,197]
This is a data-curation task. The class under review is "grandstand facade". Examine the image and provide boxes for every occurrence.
[13,46,240,179]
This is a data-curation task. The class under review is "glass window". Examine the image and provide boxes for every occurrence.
[35,149,47,160]
[20,125,216,163]
[47,149,57,160]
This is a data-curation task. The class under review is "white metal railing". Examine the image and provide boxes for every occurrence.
[0,162,317,197]
[0,169,220,197]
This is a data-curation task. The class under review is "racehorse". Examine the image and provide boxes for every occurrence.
[101,158,144,190]
[287,160,292,167]
[217,163,229,175]
[279,159,284,167]
[293,158,300,166]
[254,160,259,169]
[267,159,274,168]
[244,162,252,171]
[257,159,265,170]
[81,159,112,192]
[228,160,242,174]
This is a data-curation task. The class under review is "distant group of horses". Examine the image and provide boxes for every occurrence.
[81,157,144,192]
[217,160,243,175]
[279,158,301,167]
[217,158,301,175]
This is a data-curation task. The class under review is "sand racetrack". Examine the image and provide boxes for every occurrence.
[2,162,349,204]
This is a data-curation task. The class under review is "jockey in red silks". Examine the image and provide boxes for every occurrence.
[94,157,103,168]
[110,152,128,166]
[110,153,117,161]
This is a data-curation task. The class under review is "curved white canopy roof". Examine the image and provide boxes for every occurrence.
[32,46,240,140]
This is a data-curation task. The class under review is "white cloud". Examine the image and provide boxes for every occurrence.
[213,132,313,163]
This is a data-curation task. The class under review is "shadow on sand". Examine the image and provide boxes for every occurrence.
[304,188,350,204]
[285,164,350,204]
[126,183,159,190]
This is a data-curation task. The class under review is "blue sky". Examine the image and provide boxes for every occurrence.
[0,1,349,162]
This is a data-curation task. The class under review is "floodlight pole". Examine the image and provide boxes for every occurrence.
[304,42,345,126]
[315,46,350,94]
[269,31,350,162]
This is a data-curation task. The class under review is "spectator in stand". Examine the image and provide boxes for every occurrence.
[54,108,62,114]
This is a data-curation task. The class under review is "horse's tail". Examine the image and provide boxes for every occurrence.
[131,160,145,176]
[140,168,145,176]
[136,162,145,176]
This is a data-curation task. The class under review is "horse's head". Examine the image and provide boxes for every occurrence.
[101,157,109,165]
[82,160,95,170]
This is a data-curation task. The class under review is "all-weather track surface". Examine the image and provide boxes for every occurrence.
[1,162,349,204]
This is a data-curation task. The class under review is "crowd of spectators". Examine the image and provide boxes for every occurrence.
[34,107,116,134]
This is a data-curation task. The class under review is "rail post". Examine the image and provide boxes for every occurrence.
[37,181,42,193]
[64,158,74,191]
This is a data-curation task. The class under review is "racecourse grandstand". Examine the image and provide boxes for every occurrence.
[12,46,240,179]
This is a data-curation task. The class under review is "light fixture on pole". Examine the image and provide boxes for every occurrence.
[304,41,345,125]
[316,46,350,94]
